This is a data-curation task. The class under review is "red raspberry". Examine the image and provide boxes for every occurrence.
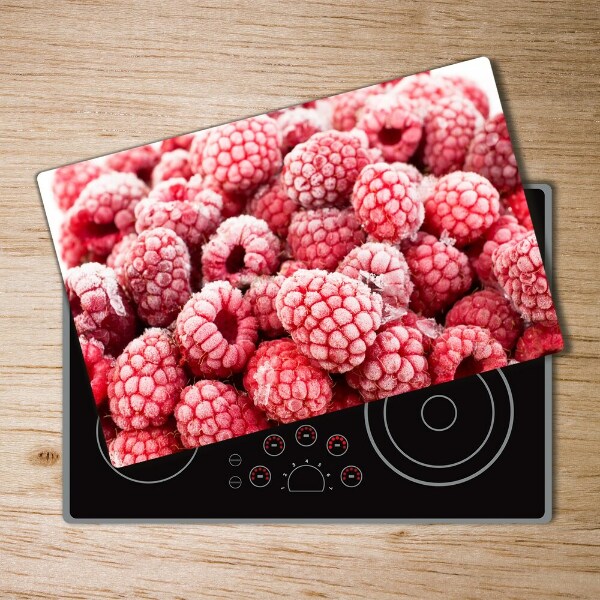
[392,73,456,115]
[330,86,382,131]
[288,207,366,271]
[328,379,364,412]
[65,172,149,260]
[247,177,298,237]
[65,262,136,354]
[492,231,556,324]
[390,162,423,185]
[106,233,137,288]
[160,133,194,153]
[464,113,521,194]
[422,95,482,176]
[514,323,564,361]
[403,232,473,317]
[108,328,187,430]
[79,335,113,406]
[445,289,523,351]
[505,186,533,230]
[356,94,422,162]
[279,259,308,277]
[443,75,490,118]
[337,242,413,308]
[105,144,160,183]
[352,163,423,243]
[282,130,371,209]
[52,161,108,211]
[385,308,443,352]
[201,115,282,194]
[276,269,384,373]
[124,228,192,327]
[200,175,247,218]
[151,149,192,185]
[423,171,500,247]
[175,381,268,448]
[245,275,286,338]
[201,215,282,288]
[429,325,508,384]
[188,128,217,175]
[108,426,181,467]
[59,221,105,268]
[277,107,329,153]
[243,339,332,423]
[346,324,430,401]
[175,281,258,377]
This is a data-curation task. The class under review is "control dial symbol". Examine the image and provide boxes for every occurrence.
[341,465,362,487]
[249,465,271,487]
[327,434,348,456]
[296,425,317,446]
[263,434,285,456]
[284,460,330,492]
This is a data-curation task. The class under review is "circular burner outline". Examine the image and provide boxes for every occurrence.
[96,419,198,484]
[366,369,514,486]
[420,395,458,432]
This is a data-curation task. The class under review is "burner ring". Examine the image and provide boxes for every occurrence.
[420,395,458,432]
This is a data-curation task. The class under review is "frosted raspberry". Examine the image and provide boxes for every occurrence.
[390,162,423,185]
[392,73,456,115]
[108,328,187,430]
[79,336,113,406]
[423,171,500,247]
[514,323,564,361]
[277,107,329,153]
[352,163,423,243]
[160,133,194,153]
[443,75,490,118]
[464,113,520,194]
[245,275,286,338]
[288,207,366,271]
[124,228,192,327]
[59,221,105,268]
[385,308,443,352]
[403,232,473,317]
[106,233,137,288]
[65,263,136,354]
[505,186,533,230]
[330,86,382,131]
[282,130,371,208]
[243,339,332,423]
[445,289,523,351]
[247,177,298,237]
[52,161,109,211]
[422,95,482,176]
[276,269,384,373]
[328,379,364,412]
[200,175,247,218]
[201,116,282,194]
[108,426,181,467]
[151,149,192,185]
[105,144,160,183]
[201,215,281,288]
[188,128,217,175]
[175,281,258,377]
[175,381,268,448]
[429,325,508,384]
[356,94,422,162]
[346,324,430,401]
[337,242,413,308]
[493,231,556,323]
[279,260,308,277]
[65,172,149,260]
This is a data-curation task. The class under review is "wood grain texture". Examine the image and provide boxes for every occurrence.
[1,1,599,598]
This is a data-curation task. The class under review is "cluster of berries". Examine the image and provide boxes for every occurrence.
[54,71,562,467]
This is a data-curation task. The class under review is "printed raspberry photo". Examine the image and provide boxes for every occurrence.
[37,57,562,468]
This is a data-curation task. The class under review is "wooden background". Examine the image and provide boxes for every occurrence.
[1,1,599,597]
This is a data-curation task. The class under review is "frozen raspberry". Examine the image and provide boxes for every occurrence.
[243,339,332,423]
[175,381,268,448]
[175,281,258,377]
[106,233,137,288]
[245,275,286,338]
[79,335,113,406]
[276,269,383,373]
[59,220,105,268]
[404,232,473,317]
[288,207,366,271]
[105,144,160,183]
[442,75,490,118]
[200,175,247,218]
[514,323,563,361]
[429,325,508,384]
[328,379,364,412]
[277,107,329,153]
[160,133,194,153]
[65,263,136,354]
[151,149,192,185]
[385,308,442,352]
[492,231,556,323]
[247,177,298,237]
[505,186,533,230]
[108,328,187,430]
[201,115,282,194]
[188,128,217,175]
[422,95,482,176]
[282,130,371,209]
[279,260,308,277]
[108,426,181,467]
[445,289,523,351]
[392,73,456,115]
[330,86,383,131]
[390,162,423,185]
[356,94,422,162]
[464,113,520,194]
[352,163,424,243]
[423,171,500,247]
[337,242,413,308]
[65,172,149,260]
[124,228,191,327]
[201,215,281,288]
[52,161,109,211]
[346,324,430,401]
